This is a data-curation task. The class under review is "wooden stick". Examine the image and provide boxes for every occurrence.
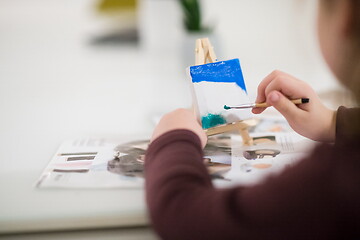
[195,39,205,65]
[201,38,210,63]
[201,38,217,63]
[205,121,253,145]
[255,98,306,108]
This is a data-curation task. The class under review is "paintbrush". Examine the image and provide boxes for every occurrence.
[224,98,309,110]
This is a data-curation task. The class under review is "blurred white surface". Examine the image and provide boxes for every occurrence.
[0,0,345,236]
[0,0,166,235]
[0,227,158,240]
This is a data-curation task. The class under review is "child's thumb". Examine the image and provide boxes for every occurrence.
[267,91,300,121]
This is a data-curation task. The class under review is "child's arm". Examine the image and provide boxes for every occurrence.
[252,70,336,142]
[145,129,344,239]
[145,105,359,239]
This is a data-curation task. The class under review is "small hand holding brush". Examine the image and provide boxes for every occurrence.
[224,98,309,110]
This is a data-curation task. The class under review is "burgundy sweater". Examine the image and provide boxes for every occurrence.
[145,107,360,240]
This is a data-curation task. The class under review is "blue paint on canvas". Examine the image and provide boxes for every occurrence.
[190,58,247,93]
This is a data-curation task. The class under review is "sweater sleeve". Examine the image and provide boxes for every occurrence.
[336,106,360,144]
[145,130,344,240]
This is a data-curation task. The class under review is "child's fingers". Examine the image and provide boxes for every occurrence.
[256,70,279,103]
[254,71,293,115]
[252,107,266,114]
[263,76,312,111]
[256,70,296,103]
[150,109,207,148]
[267,91,306,122]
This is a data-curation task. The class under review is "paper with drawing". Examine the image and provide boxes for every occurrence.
[36,117,315,189]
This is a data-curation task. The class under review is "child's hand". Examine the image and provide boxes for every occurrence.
[252,70,336,142]
[151,109,207,148]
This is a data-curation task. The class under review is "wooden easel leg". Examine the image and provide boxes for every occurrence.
[239,127,253,146]
[205,121,253,146]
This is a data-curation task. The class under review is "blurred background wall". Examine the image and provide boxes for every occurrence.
[141,0,341,90]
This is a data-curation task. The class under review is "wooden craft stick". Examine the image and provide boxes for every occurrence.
[205,121,253,145]
[195,39,205,65]
[201,38,217,63]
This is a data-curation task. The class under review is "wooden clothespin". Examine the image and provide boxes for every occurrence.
[193,38,253,145]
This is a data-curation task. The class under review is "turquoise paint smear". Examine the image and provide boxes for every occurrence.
[190,58,247,93]
[201,113,226,129]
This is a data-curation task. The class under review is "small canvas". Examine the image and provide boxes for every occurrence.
[189,58,252,129]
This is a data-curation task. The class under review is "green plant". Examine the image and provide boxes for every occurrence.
[179,0,206,32]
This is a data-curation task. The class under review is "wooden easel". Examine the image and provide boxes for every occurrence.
[194,38,253,146]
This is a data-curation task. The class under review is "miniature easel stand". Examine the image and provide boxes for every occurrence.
[194,38,254,146]
[205,121,254,146]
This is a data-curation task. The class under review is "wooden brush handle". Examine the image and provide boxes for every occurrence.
[255,98,306,108]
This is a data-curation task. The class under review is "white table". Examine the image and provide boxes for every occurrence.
[0,0,188,237]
